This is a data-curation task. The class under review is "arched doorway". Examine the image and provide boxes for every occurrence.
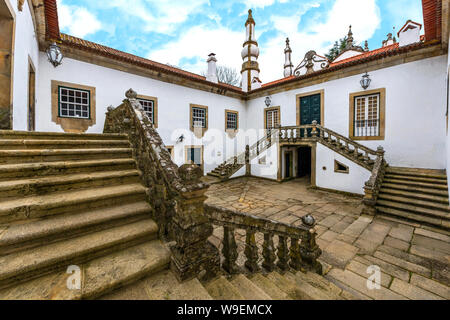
[0,0,14,130]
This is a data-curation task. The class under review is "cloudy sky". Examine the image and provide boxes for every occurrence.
[57,0,424,83]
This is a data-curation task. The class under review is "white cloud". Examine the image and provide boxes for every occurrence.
[106,0,210,35]
[58,0,102,38]
[260,0,381,81]
[147,25,243,77]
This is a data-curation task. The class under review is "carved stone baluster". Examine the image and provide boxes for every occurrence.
[262,233,276,271]
[170,164,220,281]
[222,226,239,274]
[311,120,318,138]
[244,230,260,272]
[363,151,370,162]
[289,237,302,270]
[299,215,323,275]
[277,235,289,271]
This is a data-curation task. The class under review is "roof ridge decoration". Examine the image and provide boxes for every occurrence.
[344,25,364,52]
[294,50,329,76]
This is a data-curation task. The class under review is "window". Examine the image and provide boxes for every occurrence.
[166,145,174,159]
[137,98,155,124]
[185,146,203,170]
[354,94,379,137]
[58,86,90,119]
[334,160,349,174]
[190,104,208,137]
[192,107,206,128]
[265,107,280,129]
[225,110,239,130]
[349,88,385,140]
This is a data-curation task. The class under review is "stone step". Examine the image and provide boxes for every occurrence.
[379,188,449,205]
[0,169,141,200]
[376,199,449,219]
[0,158,137,182]
[101,269,212,300]
[0,183,147,224]
[0,148,133,164]
[0,139,131,150]
[384,174,447,185]
[0,201,152,256]
[0,130,128,141]
[383,178,448,190]
[376,206,448,230]
[381,183,449,197]
[0,219,158,289]
[265,271,304,299]
[248,273,291,300]
[204,276,245,300]
[229,274,272,300]
[0,240,170,300]
[292,270,356,300]
[386,167,446,178]
[283,272,343,300]
[378,193,450,212]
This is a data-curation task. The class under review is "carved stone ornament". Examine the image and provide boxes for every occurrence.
[125,88,137,99]
[294,50,329,76]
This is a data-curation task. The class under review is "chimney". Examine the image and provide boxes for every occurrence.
[422,0,442,41]
[398,20,422,46]
[206,53,218,83]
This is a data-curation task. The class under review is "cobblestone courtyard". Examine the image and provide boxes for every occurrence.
[205,177,450,300]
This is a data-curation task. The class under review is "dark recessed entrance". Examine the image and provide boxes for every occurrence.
[297,146,311,178]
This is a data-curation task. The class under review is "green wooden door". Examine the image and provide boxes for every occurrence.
[300,94,321,126]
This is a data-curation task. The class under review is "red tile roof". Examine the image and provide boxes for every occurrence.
[422,0,442,41]
[44,0,61,41]
[259,40,438,91]
[60,34,242,93]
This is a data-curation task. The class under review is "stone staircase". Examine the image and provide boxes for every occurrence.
[376,167,450,230]
[0,130,171,299]
[102,268,355,300]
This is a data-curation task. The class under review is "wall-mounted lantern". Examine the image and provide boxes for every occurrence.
[265,96,272,107]
[46,42,63,67]
[360,72,371,90]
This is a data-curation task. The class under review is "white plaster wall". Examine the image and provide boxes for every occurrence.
[316,142,371,195]
[446,38,450,196]
[247,56,448,170]
[10,0,40,130]
[250,142,278,180]
[37,54,247,175]
[230,165,246,179]
[333,50,363,63]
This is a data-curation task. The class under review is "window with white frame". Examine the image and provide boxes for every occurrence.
[354,94,380,137]
[58,86,90,119]
[192,107,206,128]
[226,111,238,130]
[266,108,280,129]
[137,98,155,124]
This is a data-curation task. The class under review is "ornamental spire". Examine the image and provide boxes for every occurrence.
[241,9,260,92]
[346,25,354,49]
[245,9,255,26]
[284,38,293,77]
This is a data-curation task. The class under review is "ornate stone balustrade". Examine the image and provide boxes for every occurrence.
[204,204,323,275]
[362,147,387,215]
[104,89,219,281]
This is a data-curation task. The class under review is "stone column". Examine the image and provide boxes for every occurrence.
[299,215,323,275]
[170,164,220,281]
[245,145,251,176]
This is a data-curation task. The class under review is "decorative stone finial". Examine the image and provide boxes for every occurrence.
[312,120,318,126]
[364,40,369,51]
[125,88,137,99]
[346,25,354,49]
[376,146,385,155]
[179,163,203,184]
[246,9,255,26]
[302,214,316,227]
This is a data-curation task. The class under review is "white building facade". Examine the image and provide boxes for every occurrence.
[1,0,449,197]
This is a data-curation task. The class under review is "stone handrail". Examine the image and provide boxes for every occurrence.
[104,89,219,281]
[362,147,387,215]
[204,204,323,275]
[278,122,380,170]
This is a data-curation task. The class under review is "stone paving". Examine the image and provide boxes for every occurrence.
[205,176,450,300]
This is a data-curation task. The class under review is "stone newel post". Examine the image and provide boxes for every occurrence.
[245,145,251,176]
[170,164,220,281]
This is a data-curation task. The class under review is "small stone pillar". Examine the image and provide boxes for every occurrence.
[311,120,318,138]
[299,215,323,275]
[245,145,251,176]
[170,164,220,281]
